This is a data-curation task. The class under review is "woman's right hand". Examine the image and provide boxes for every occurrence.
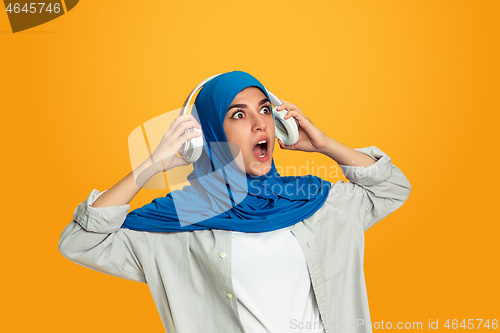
[150,114,202,173]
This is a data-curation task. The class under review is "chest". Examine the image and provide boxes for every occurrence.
[231,228,309,284]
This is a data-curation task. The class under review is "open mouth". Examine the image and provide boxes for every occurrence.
[253,140,268,158]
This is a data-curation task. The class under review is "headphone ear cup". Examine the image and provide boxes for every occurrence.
[272,106,299,146]
[180,127,203,163]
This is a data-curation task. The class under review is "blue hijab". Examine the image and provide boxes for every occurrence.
[121,71,331,233]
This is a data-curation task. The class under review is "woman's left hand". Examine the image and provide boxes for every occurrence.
[275,100,330,153]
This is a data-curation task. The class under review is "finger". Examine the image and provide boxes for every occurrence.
[175,127,202,147]
[282,105,305,116]
[171,120,202,139]
[278,105,301,115]
[177,128,202,143]
[278,138,296,150]
[179,119,202,133]
[182,114,200,127]
[171,113,193,126]
[285,108,307,119]
[277,138,287,149]
[170,114,200,132]
[287,109,308,122]
[175,130,203,154]
[283,110,303,124]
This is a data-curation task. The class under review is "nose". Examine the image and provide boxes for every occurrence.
[251,112,268,132]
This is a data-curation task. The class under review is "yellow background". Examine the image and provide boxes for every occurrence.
[1,0,499,331]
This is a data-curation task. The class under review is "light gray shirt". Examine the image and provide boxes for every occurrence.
[58,146,411,333]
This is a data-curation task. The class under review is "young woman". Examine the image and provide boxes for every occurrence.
[59,71,411,333]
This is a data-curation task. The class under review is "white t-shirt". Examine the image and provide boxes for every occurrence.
[232,227,324,333]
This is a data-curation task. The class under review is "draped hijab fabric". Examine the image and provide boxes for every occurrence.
[121,71,331,233]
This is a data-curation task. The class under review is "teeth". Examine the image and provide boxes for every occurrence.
[258,140,267,144]
[258,147,267,158]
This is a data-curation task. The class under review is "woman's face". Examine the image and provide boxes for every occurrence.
[223,87,275,176]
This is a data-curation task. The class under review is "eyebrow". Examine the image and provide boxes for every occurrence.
[226,98,270,113]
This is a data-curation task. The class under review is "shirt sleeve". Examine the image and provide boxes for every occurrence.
[328,146,412,231]
[58,189,148,283]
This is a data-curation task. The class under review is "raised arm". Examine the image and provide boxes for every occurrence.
[323,144,411,231]
[271,100,410,230]
[59,113,203,280]
[58,190,148,282]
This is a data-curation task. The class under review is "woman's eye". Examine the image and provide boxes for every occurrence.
[261,106,271,114]
[231,111,245,119]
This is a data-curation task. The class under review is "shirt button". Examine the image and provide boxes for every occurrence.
[227,292,233,299]
[220,252,226,258]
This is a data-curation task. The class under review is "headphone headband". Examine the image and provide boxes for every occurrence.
[179,73,282,116]
[180,74,222,116]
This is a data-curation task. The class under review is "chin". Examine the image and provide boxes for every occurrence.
[246,161,272,176]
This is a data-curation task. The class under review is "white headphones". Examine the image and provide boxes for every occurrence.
[179,73,300,163]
